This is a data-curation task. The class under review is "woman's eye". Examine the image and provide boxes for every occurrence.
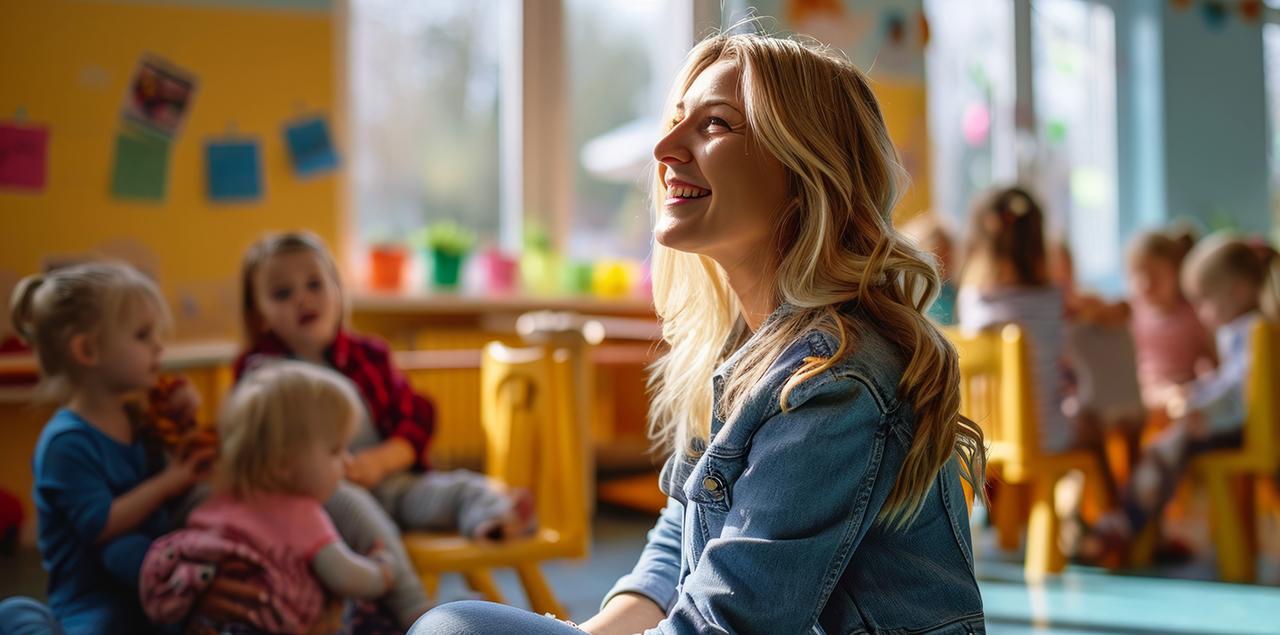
[271,288,291,301]
[705,117,731,131]
[307,279,323,292]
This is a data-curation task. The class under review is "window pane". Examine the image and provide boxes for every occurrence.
[1032,0,1118,290]
[924,0,1017,228]
[350,1,503,247]
[566,0,670,261]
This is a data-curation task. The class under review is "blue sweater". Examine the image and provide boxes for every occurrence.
[33,408,169,634]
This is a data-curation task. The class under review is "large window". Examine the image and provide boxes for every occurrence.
[349,1,505,248]
[1032,0,1118,289]
[566,0,673,261]
[349,0,700,286]
[924,0,1017,224]
[925,0,1119,292]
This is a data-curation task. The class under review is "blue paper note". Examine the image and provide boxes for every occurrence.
[205,138,262,202]
[284,116,338,176]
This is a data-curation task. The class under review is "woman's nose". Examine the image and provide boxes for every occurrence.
[653,122,692,166]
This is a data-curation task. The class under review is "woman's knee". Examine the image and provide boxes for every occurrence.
[0,597,63,635]
[408,601,496,634]
[408,601,578,635]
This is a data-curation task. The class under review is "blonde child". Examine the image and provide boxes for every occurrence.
[141,361,396,634]
[1083,233,1279,561]
[3,263,212,633]
[232,232,533,627]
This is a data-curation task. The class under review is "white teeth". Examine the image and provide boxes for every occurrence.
[670,185,710,198]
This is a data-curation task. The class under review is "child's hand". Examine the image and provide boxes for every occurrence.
[166,379,202,424]
[161,442,217,495]
[345,451,386,488]
[1165,385,1191,419]
[366,539,396,591]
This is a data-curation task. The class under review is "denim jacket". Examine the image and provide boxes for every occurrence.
[603,305,985,634]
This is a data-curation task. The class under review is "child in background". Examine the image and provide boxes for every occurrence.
[5,263,212,633]
[1127,231,1215,412]
[899,211,959,325]
[1083,234,1279,561]
[142,361,395,634]
[234,232,533,627]
[957,186,1080,453]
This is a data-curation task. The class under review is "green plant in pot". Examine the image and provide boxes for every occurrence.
[413,221,475,290]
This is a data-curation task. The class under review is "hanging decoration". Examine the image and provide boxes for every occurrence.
[1176,0,1267,28]
[883,9,907,46]
[1239,0,1263,22]
[1201,1,1229,29]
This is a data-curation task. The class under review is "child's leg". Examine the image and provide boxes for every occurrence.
[380,470,523,538]
[325,481,432,628]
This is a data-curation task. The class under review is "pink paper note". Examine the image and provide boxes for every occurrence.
[0,123,49,192]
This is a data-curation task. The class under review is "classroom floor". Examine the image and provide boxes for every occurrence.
[2,505,1275,634]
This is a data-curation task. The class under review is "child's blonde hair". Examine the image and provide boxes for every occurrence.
[1181,232,1280,322]
[960,186,1049,290]
[216,360,361,498]
[240,231,346,343]
[8,262,170,400]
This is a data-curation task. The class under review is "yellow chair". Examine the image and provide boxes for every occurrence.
[401,341,590,617]
[945,324,1113,580]
[1132,320,1280,582]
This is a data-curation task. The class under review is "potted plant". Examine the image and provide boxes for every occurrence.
[413,221,475,290]
[366,231,408,292]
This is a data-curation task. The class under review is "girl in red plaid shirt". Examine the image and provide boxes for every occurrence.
[234,232,534,629]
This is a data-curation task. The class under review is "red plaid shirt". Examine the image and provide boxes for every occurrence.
[233,329,436,470]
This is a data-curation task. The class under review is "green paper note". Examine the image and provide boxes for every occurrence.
[111,129,170,201]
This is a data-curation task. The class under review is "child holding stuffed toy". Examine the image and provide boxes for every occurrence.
[141,361,395,634]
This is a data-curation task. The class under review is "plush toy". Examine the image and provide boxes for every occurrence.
[142,375,218,456]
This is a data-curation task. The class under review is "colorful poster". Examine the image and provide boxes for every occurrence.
[283,116,339,176]
[124,55,197,139]
[0,122,49,192]
[205,138,262,202]
[110,128,170,201]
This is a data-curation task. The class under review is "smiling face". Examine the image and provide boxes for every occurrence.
[652,59,791,268]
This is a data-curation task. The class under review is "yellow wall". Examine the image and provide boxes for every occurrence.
[0,0,340,341]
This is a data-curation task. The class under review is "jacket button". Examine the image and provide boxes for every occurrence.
[703,475,724,499]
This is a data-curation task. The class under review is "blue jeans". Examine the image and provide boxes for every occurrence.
[0,597,64,635]
[408,601,583,635]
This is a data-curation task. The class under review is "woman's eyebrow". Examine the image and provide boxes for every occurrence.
[675,97,744,116]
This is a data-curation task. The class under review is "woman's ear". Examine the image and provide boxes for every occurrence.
[68,333,99,367]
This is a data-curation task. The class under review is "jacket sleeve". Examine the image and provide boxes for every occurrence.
[601,496,685,612]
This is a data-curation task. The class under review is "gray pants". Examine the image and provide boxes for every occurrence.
[325,470,514,630]
[371,470,515,538]
[325,482,433,628]
[327,415,515,627]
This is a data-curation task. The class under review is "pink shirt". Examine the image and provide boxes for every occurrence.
[187,492,340,630]
[1129,299,1213,409]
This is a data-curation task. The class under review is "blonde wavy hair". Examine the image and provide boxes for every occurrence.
[647,32,984,528]
[216,360,361,498]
